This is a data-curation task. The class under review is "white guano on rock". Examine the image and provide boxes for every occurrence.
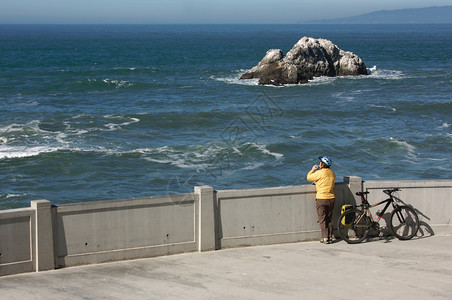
[240,36,368,85]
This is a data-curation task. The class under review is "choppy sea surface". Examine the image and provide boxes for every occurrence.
[0,24,451,209]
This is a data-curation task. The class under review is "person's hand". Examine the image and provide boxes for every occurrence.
[311,164,319,172]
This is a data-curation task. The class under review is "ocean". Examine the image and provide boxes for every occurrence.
[0,24,451,209]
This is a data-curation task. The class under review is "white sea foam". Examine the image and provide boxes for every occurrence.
[72,114,92,119]
[333,92,355,102]
[369,104,397,112]
[73,129,89,135]
[368,65,378,73]
[138,142,283,171]
[0,143,119,160]
[102,78,134,88]
[141,147,212,170]
[307,76,337,86]
[12,101,39,107]
[389,137,418,160]
[0,120,43,133]
[211,73,259,86]
[0,192,36,202]
[80,78,134,88]
[213,66,403,88]
[227,75,338,88]
[253,143,284,159]
[103,116,140,130]
[425,157,449,162]
[367,66,404,80]
[56,132,68,144]
[113,67,137,71]
[242,162,265,170]
[144,156,211,169]
[0,145,58,159]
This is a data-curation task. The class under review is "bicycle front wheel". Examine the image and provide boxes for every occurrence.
[337,208,371,244]
[390,206,419,240]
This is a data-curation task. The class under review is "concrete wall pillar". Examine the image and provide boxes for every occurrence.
[31,200,55,272]
[343,176,363,203]
[194,186,215,252]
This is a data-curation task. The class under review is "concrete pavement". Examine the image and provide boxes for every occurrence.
[1,235,451,299]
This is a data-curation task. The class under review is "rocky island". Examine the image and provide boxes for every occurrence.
[240,37,368,85]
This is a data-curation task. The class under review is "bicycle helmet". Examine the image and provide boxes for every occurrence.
[319,156,332,167]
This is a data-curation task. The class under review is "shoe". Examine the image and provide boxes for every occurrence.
[320,238,332,244]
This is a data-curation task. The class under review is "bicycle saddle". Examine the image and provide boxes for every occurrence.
[356,191,370,196]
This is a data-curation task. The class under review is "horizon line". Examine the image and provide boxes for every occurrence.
[1,22,452,26]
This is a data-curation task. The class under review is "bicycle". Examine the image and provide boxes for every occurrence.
[337,188,420,244]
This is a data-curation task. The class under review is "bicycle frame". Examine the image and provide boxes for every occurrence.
[357,194,397,224]
[369,198,394,221]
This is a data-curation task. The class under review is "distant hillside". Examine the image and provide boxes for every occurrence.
[306,6,452,24]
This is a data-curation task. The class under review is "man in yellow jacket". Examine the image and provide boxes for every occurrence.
[307,156,336,244]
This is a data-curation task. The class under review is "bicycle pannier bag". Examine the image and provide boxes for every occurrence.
[341,204,354,225]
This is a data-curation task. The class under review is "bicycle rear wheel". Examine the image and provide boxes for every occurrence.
[337,208,371,244]
[390,206,419,240]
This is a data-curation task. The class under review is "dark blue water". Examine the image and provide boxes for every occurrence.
[1,24,451,209]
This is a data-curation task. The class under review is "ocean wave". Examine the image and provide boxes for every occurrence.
[140,144,216,169]
[0,139,285,174]
[369,104,397,112]
[242,162,265,170]
[251,143,284,159]
[351,136,420,165]
[211,70,259,86]
[0,120,44,134]
[7,100,40,107]
[67,115,140,133]
[333,91,355,102]
[306,76,337,86]
[389,137,418,160]
[102,78,135,88]
[213,66,403,87]
[304,67,404,84]
[59,66,157,76]
[112,66,157,73]
[93,78,135,89]
[438,122,450,129]
[67,78,137,91]
[0,193,37,209]
[0,116,149,160]
[103,115,140,130]
[0,144,133,160]
[212,72,339,87]
[140,142,284,171]
[0,115,141,147]
[367,66,405,80]
[0,145,60,159]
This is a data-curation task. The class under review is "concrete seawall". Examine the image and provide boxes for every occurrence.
[1,176,451,277]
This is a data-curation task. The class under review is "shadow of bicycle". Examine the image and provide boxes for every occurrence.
[361,209,435,244]
[393,195,436,237]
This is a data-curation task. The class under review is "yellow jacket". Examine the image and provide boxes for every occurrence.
[307,168,336,199]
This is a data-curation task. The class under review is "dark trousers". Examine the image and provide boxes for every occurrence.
[316,198,335,239]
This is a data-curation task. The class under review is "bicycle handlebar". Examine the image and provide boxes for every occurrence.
[355,191,369,196]
[383,188,401,195]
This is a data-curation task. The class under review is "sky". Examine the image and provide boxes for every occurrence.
[1,0,452,24]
